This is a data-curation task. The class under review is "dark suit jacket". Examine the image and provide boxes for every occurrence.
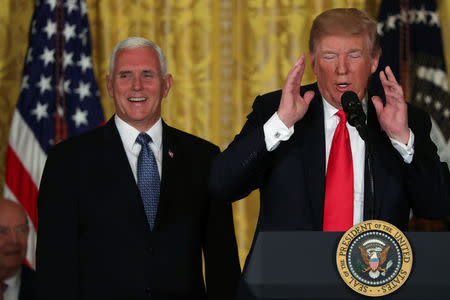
[209,83,450,297]
[36,118,240,300]
[19,265,36,300]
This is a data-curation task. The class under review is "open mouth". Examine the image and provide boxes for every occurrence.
[337,83,350,88]
[128,97,147,102]
[336,83,351,91]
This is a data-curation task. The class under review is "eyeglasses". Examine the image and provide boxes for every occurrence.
[0,224,29,239]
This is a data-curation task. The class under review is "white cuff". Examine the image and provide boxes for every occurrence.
[263,112,294,151]
[389,129,414,164]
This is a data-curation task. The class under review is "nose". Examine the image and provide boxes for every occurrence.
[132,77,143,91]
[336,56,349,74]
[9,231,21,244]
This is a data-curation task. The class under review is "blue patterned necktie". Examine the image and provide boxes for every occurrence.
[136,132,160,230]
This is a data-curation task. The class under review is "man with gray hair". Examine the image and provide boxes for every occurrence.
[36,37,240,300]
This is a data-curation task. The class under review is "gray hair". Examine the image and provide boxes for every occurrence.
[109,37,167,76]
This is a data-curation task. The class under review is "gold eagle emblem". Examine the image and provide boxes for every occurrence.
[359,245,390,273]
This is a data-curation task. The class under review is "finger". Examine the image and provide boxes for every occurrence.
[381,79,400,90]
[303,90,315,106]
[384,85,404,100]
[379,69,390,92]
[383,90,405,107]
[384,66,399,84]
[294,55,306,86]
[379,69,388,84]
[384,90,401,102]
[379,71,403,99]
[381,81,404,101]
[287,54,305,76]
[379,68,400,90]
[285,54,306,91]
[294,54,305,66]
[291,54,306,77]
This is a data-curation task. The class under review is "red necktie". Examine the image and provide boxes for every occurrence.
[323,110,353,231]
[0,282,7,300]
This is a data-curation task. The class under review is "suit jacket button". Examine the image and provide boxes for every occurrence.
[145,288,151,297]
[147,247,154,255]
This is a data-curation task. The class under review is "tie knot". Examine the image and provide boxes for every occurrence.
[136,132,152,146]
[336,110,346,122]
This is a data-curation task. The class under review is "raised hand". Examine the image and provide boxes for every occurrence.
[371,66,410,144]
[277,54,315,128]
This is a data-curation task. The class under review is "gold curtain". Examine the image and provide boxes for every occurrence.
[1,0,449,267]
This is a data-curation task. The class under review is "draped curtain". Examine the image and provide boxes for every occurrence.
[2,0,450,266]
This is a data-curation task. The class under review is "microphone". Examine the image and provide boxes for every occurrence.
[341,91,376,220]
[341,91,368,141]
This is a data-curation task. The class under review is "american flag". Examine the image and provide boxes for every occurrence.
[3,0,104,268]
[371,0,450,167]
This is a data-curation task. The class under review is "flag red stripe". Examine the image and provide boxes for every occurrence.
[5,145,39,228]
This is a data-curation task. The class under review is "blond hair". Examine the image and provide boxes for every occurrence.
[309,8,381,57]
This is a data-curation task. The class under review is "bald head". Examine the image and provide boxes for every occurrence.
[0,199,27,222]
[0,198,29,280]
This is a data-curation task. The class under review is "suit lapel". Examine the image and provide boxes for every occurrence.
[296,88,326,229]
[363,94,392,221]
[18,265,36,300]
[364,99,378,220]
[153,121,177,230]
[102,118,149,229]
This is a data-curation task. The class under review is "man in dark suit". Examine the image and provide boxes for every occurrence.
[209,8,450,297]
[36,37,240,300]
[0,198,36,300]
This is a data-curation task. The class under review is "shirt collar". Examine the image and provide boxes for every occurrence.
[322,93,368,121]
[3,267,21,289]
[114,115,163,153]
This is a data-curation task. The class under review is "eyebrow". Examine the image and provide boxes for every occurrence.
[142,70,158,75]
[0,224,28,229]
[118,70,158,75]
[347,49,362,53]
[118,70,132,76]
[321,50,337,55]
[321,49,362,54]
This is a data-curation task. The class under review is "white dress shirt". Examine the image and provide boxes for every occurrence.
[115,115,163,182]
[3,267,21,300]
[263,97,414,225]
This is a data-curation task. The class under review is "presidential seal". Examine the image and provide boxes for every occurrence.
[336,220,413,297]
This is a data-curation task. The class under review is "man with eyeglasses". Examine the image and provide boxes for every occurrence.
[0,198,36,300]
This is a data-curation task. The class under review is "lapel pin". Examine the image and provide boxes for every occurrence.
[168,150,174,158]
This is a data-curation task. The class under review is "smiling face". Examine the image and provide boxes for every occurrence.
[0,200,29,279]
[106,47,172,132]
[309,33,379,109]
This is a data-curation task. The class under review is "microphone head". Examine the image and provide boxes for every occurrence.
[340,91,366,128]
[341,91,360,114]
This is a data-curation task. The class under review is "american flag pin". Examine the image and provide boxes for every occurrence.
[168,150,174,158]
